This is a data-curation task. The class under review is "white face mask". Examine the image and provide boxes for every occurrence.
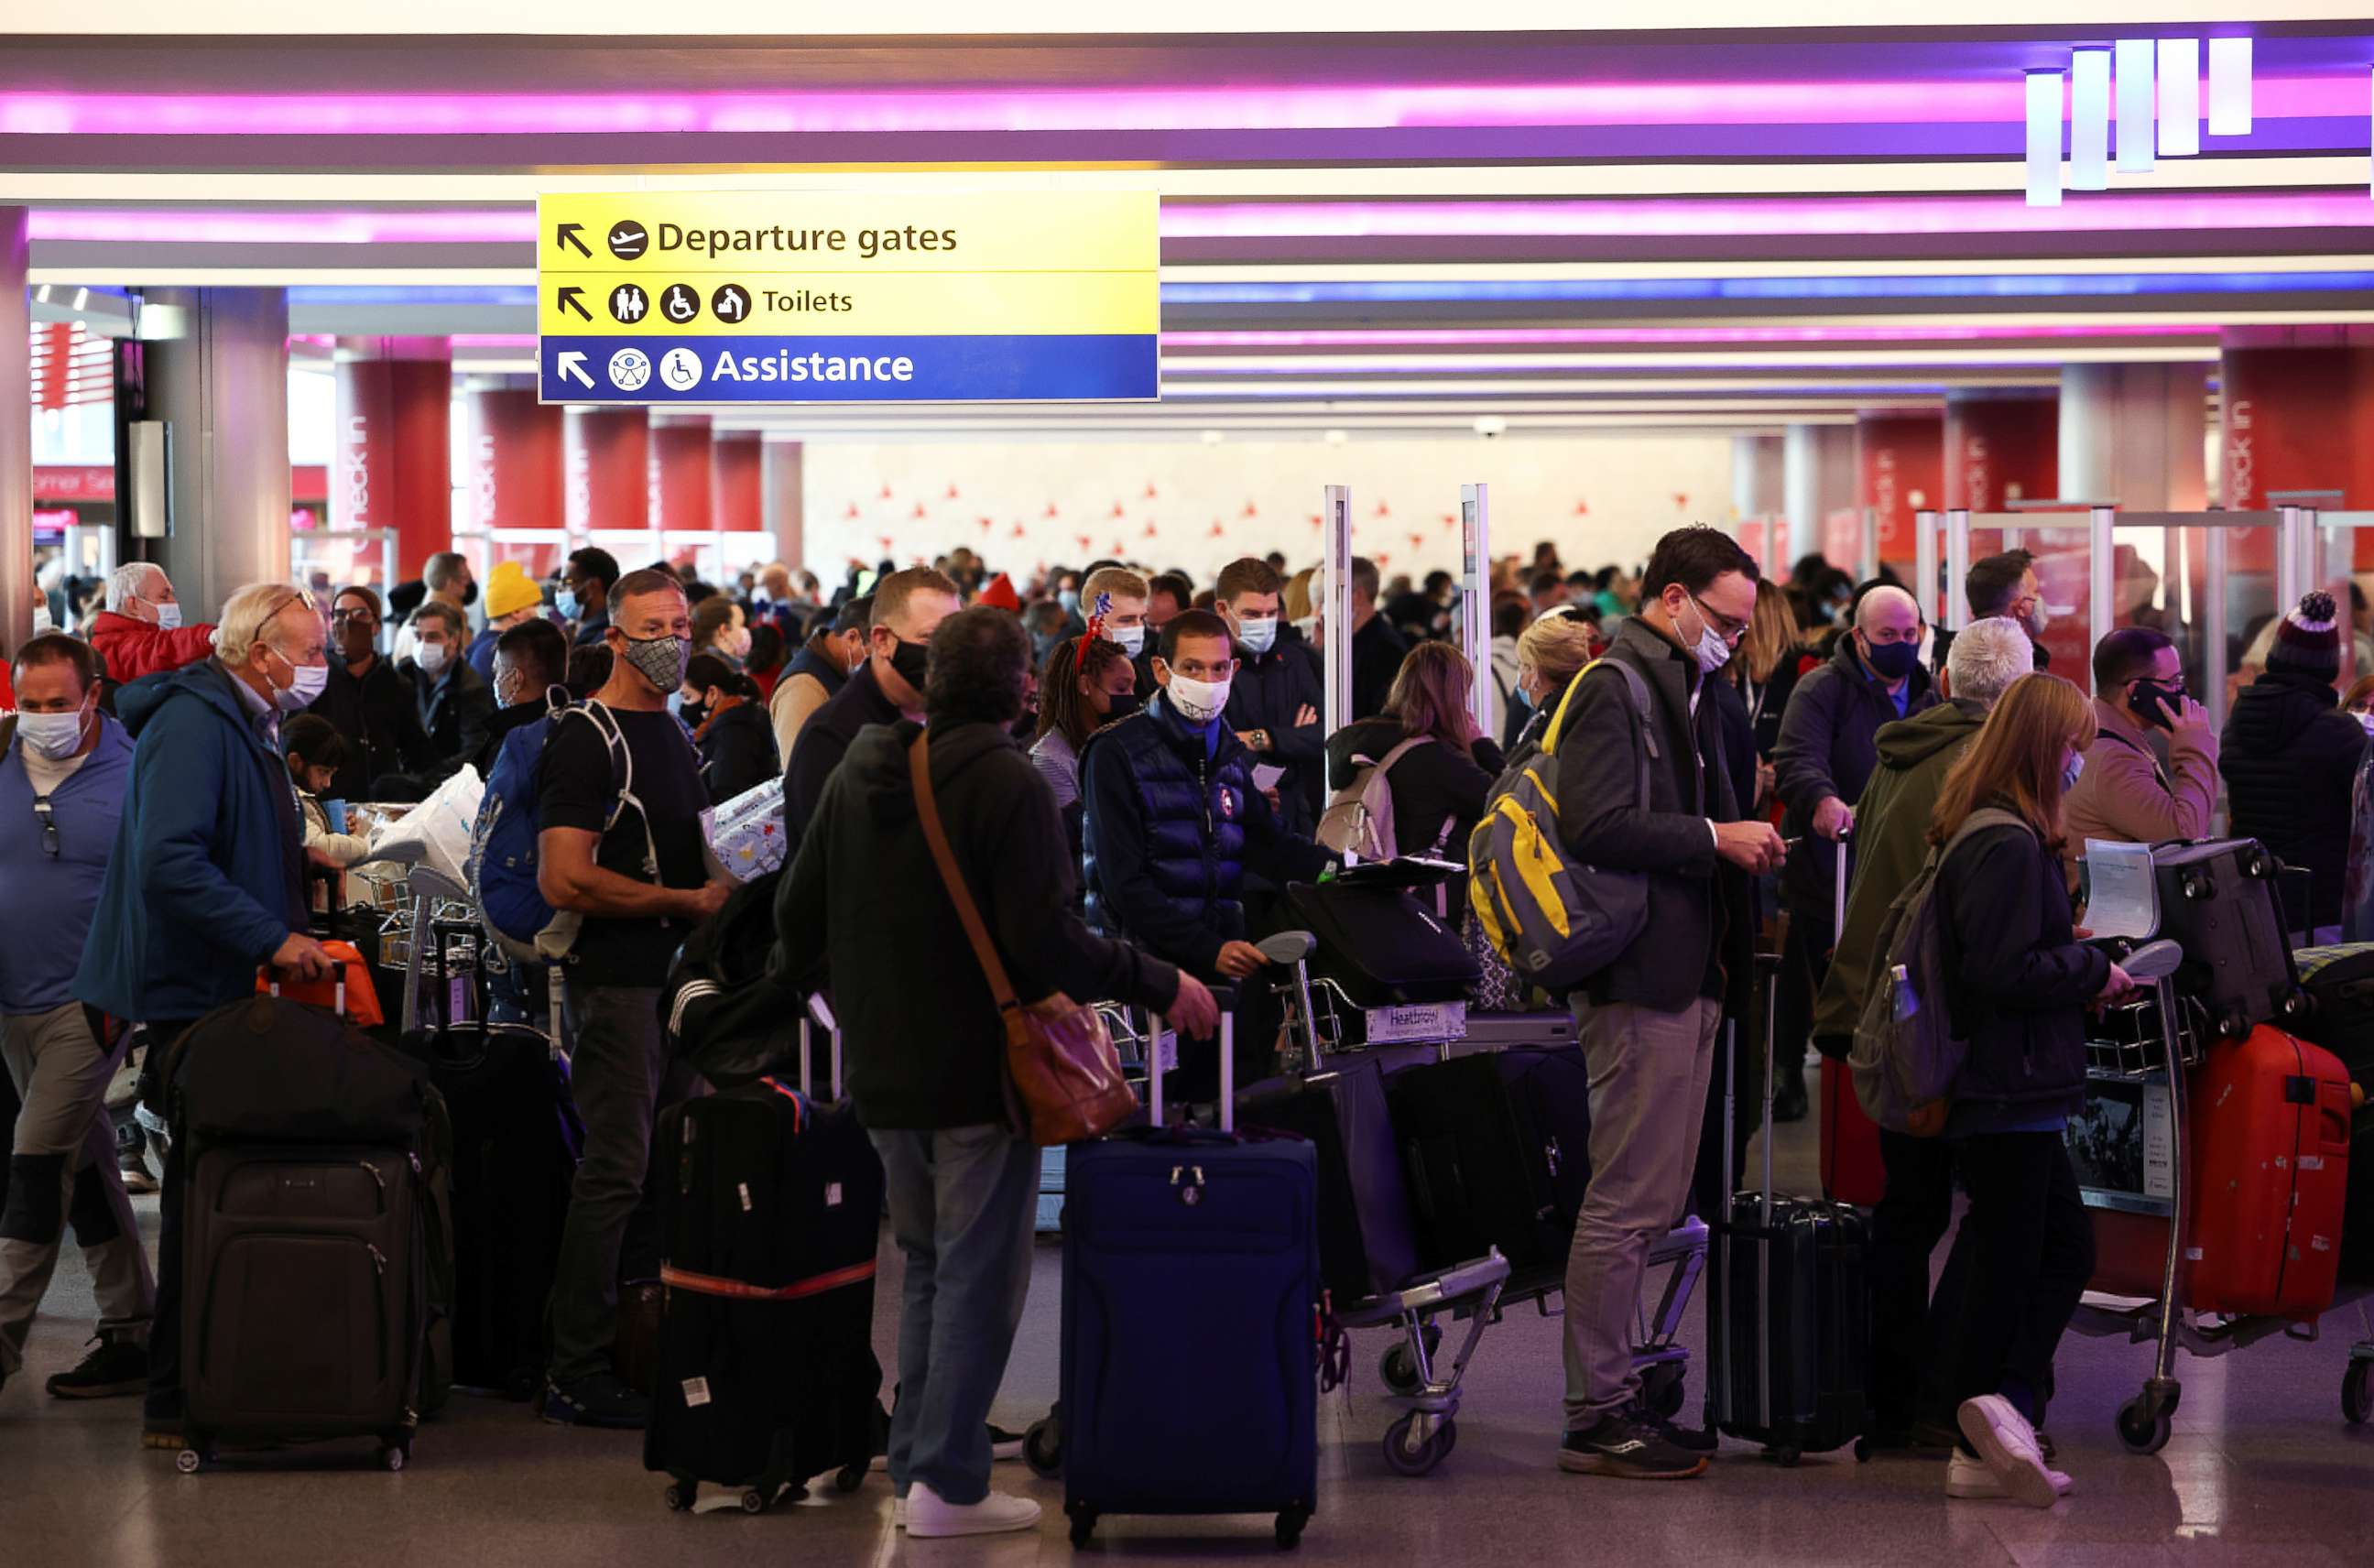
[30,605,52,636]
[415,640,450,676]
[1680,593,1732,676]
[1236,615,1279,655]
[17,708,88,760]
[154,600,183,631]
[1110,625,1147,659]
[1165,670,1233,725]
[268,648,330,713]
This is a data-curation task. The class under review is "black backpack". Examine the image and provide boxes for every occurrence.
[659,869,804,1088]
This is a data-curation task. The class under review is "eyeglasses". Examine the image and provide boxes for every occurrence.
[329,608,377,627]
[31,794,57,858]
[1689,593,1749,643]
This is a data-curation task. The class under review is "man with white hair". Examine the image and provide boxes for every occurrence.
[1808,615,2033,1454]
[73,582,336,1448]
[86,563,217,693]
[1770,581,1937,1121]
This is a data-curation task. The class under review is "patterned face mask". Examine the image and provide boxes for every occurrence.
[621,632,691,693]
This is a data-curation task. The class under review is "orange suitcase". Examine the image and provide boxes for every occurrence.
[2085,1026,2352,1323]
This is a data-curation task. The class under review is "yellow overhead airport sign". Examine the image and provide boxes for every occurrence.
[535,190,1160,404]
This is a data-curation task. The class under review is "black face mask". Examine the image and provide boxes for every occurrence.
[887,636,931,691]
[2129,678,2183,730]
[1103,691,1142,725]
[1861,637,1921,681]
[461,580,479,608]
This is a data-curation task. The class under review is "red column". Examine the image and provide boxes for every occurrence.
[333,337,451,579]
[2220,339,2374,572]
[464,387,564,579]
[648,416,713,545]
[1856,413,1944,572]
[564,407,649,535]
[1945,394,2058,512]
[711,430,763,532]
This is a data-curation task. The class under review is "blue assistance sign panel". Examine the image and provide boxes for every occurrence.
[535,191,1160,405]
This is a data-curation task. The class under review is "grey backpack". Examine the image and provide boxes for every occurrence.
[1847,806,2031,1137]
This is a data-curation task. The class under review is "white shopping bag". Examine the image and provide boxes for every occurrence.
[357,765,485,887]
[702,775,787,883]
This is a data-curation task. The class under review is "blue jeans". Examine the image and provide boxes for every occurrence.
[872,1124,1040,1505]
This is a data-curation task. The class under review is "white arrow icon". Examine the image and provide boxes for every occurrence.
[557,350,594,388]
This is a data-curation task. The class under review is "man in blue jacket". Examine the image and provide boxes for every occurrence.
[1082,609,1333,1095]
[0,636,152,1407]
[74,581,337,1446]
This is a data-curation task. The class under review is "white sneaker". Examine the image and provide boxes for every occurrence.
[903,1481,1041,1539]
[1957,1396,2061,1508]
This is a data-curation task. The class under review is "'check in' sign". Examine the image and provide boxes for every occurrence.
[535,191,1160,405]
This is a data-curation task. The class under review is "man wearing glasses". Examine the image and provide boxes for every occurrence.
[74,583,338,1449]
[2064,626,2218,873]
[1550,527,1782,1481]
[311,585,434,802]
[0,635,153,1408]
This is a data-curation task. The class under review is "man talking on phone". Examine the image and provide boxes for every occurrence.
[2063,626,2218,875]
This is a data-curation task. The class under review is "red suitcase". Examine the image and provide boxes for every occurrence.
[2089,1026,2352,1322]
[1819,1059,1886,1207]
[2186,1025,2352,1319]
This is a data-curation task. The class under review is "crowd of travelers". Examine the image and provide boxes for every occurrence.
[3,520,2365,1529]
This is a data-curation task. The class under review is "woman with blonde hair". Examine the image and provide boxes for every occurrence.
[1927,672,2131,1508]
[1507,612,1603,753]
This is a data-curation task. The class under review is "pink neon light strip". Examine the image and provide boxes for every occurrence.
[1161,323,2214,348]
[25,189,2371,247]
[0,75,2359,137]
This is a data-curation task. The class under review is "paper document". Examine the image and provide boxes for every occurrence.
[1251,763,1286,793]
[2082,840,2160,941]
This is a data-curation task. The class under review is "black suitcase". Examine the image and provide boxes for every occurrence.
[1286,870,1479,1009]
[1388,1045,1592,1272]
[407,1019,582,1398]
[1707,958,1869,1461]
[2292,943,2374,1282]
[2147,839,2302,1038]
[169,996,444,1472]
[1237,1057,1422,1304]
[644,1053,886,1513]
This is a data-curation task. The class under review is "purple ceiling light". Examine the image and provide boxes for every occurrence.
[1162,323,2215,348]
[27,208,536,245]
[0,74,2360,137]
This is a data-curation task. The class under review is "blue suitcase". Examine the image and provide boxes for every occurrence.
[1059,1009,1323,1550]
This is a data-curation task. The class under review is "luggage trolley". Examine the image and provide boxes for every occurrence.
[2061,937,2336,1454]
[1264,925,1708,1467]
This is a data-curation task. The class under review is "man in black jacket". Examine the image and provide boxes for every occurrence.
[308,583,432,800]
[1214,557,1324,835]
[1346,555,1409,724]
[782,569,960,845]
[1552,527,1781,1482]
[399,599,495,780]
[474,616,572,778]
[774,606,1217,1538]
[1769,583,1937,1119]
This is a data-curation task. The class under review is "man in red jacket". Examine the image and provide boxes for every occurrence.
[87,563,217,688]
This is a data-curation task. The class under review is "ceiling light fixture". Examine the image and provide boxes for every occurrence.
[2115,39,2156,173]
[2158,38,2201,158]
[2071,49,2112,191]
[2025,71,2064,209]
[2208,38,2253,136]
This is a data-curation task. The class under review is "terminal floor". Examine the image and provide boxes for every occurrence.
[5,1113,2372,1568]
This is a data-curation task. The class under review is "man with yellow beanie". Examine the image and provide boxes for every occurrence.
[467,560,550,682]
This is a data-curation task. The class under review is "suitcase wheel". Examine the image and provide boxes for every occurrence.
[1639,1360,1686,1421]
[1023,1416,1063,1480]
[1275,1503,1311,1550]
[2343,1360,2373,1427]
[833,1464,867,1495]
[1066,1503,1098,1548]
[739,1487,770,1515]
[1378,1325,1444,1397]
[1762,1446,1802,1468]
[378,1443,408,1474]
[174,1448,204,1475]
[2116,1397,2173,1455]
[1381,1411,1456,1477]
[663,1481,695,1512]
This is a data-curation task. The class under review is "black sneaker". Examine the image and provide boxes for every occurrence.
[1649,1413,1720,1454]
[1558,1414,1710,1479]
[47,1336,147,1399]
[987,1422,1026,1462]
[540,1371,649,1429]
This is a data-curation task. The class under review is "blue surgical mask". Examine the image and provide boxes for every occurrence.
[1111,625,1147,659]
[1236,615,1279,655]
[557,586,582,621]
[2062,752,2085,792]
[1058,588,1081,615]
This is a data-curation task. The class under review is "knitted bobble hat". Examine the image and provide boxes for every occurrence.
[2267,590,2342,682]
